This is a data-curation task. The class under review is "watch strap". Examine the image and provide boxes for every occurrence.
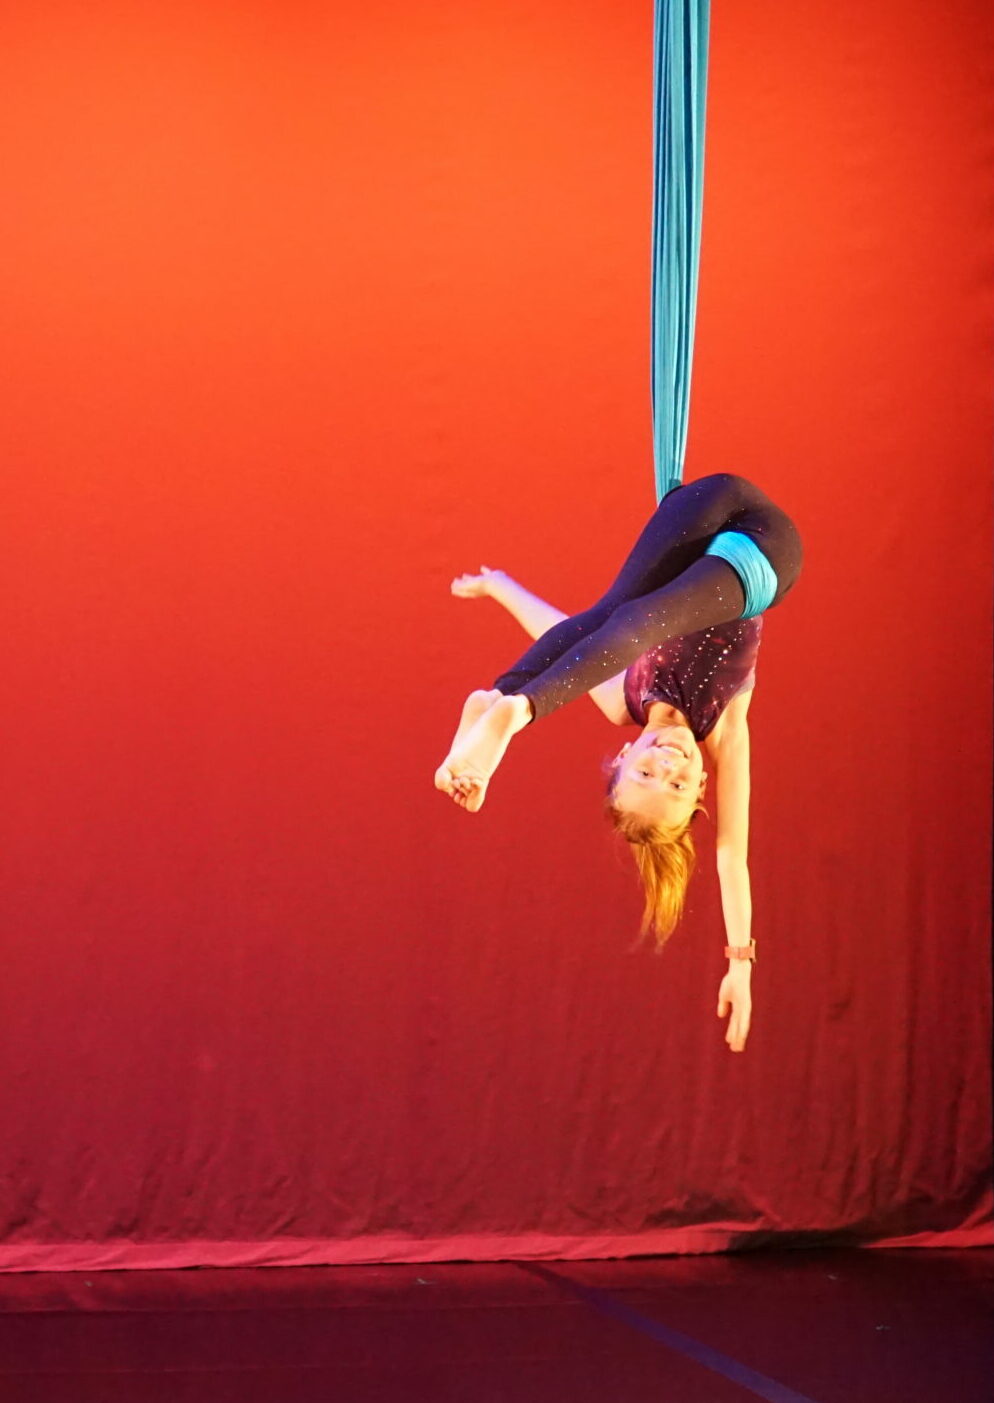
[725,941,756,962]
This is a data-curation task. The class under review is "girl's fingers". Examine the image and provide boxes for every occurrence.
[728,1013,749,1051]
[717,985,750,1049]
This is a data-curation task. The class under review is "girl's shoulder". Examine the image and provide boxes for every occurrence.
[702,688,753,759]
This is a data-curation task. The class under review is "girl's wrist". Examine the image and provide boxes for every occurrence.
[484,570,512,602]
[725,941,756,967]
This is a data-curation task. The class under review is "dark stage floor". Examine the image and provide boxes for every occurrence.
[0,1247,990,1402]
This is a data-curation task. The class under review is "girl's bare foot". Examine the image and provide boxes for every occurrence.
[435,694,531,812]
[434,690,502,798]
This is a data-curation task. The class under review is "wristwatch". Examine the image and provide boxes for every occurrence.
[725,941,757,962]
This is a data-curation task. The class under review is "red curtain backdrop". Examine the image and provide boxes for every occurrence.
[0,0,991,1269]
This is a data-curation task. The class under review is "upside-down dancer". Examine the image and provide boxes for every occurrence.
[434,473,803,1053]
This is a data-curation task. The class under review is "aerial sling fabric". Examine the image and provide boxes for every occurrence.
[651,2,777,615]
[651,0,711,502]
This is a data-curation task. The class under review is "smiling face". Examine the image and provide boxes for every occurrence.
[609,723,707,828]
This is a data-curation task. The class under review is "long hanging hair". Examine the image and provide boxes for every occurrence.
[605,775,707,951]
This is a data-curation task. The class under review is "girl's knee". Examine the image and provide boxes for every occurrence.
[696,470,747,497]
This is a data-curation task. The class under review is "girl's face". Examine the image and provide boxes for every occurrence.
[610,724,706,827]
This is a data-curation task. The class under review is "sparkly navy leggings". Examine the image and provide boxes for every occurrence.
[493,473,803,722]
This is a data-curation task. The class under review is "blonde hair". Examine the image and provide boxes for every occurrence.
[606,789,706,951]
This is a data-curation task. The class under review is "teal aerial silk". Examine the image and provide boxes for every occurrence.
[651,0,711,501]
[704,530,779,616]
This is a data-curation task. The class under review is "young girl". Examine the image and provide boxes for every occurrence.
[434,473,803,1052]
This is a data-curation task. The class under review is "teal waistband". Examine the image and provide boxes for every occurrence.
[704,529,777,618]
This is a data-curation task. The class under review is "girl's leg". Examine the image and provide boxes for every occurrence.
[515,554,748,721]
[437,476,803,805]
[492,473,750,694]
[505,480,803,721]
[593,473,751,601]
[437,554,744,806]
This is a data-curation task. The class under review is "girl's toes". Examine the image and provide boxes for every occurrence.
[434,764,455,793]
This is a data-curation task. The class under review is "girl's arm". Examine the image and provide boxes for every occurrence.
[453,568,630,725]
[710,694,752,944]
[707,692,754,1053]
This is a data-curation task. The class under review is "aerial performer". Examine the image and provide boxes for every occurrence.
[434,3,800,1053]
[434,473,803,1053]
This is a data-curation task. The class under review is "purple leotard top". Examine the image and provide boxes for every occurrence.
[622,616,762,740]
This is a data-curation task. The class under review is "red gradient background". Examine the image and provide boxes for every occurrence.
[0,0,991,1268]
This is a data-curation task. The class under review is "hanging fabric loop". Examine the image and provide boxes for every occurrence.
[651,0,711,501]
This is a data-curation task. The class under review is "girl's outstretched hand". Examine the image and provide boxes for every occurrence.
[451,565,507,598]
[717,965,752,1053]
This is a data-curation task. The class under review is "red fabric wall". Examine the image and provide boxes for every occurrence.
[0,0,990,1269]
